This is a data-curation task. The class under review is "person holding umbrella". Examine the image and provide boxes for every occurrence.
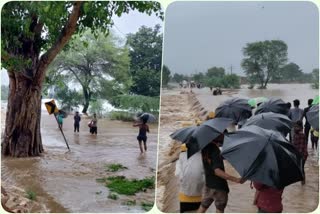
[133,117,149,153]
[197,134,245,213]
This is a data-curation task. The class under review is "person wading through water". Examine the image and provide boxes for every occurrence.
[133,118,149,153]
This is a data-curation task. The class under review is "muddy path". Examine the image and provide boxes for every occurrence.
[156,85,319,213]
[2,109,158,213]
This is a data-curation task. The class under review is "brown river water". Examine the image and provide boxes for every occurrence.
[157,84,319,213]
[1,109,158,212]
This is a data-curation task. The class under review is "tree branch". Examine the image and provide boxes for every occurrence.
[36,1,83,81]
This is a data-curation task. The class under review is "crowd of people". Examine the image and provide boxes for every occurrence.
[175,98,318,213]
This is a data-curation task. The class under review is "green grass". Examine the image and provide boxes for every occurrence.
[25,190,36,201]
[123,200,136,206]
[105,176,155,195]
[108,192,119,200]
[105,163,128,172]
[141,202,154,211]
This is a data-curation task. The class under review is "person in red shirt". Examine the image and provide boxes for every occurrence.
[253,182,284,213]
[292,121,308,185]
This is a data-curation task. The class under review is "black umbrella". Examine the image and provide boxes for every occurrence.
[306,104,319,130]
[255,98,289,115]
[139,113,157,123]
[215,98,252,123]
[186,117,234,158]
[170,126,197,143]
[221,125,304,189]
[242,112,293,136]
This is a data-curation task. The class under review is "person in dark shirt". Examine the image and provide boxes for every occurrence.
[74,111,81,132]
[198,135,245,213]
[133,118,149,153]
[302,99,313,145]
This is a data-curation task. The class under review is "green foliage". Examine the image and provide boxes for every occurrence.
[105,163,128,172]
[111,95,159,113]
[105,176,155,195]
[108,192,119,200]
[108,111,135,121]
[55,85,83,110]
[141,202,154,211]
[1,85,9,100]
[88,100,104,117]
[25,190,37,201]
[172,73,187,83]
[162,65,171,86]
[204,74,240,89]
[241,40,288,89]
[206,67,225,78]
[271,62,312,83]
[1,1,163,72]
[312,68,319,89]
[192,72,205,83]
[126,25,163,96]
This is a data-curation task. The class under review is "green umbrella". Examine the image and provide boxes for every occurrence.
[312,95,319,105]
[248,97,269,107]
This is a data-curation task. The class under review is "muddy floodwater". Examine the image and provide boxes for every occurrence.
[2,109,158,212]
[157,84,319,213]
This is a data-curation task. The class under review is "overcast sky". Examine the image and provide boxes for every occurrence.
[1,10,162,85]
[163,1,319,76]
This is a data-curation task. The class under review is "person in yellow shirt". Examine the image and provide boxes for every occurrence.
[175,144,205,212]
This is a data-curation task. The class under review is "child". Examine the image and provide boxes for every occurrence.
[89,113,98,135]
[292,121,308,185]
[310,128,319,151]
[175,144,204,213]
[57,112,64,129]
[133,118,149,153]
[74,111,81,132]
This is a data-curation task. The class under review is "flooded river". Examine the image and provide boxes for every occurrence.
[157,84,319,213]
[2,108,158,212]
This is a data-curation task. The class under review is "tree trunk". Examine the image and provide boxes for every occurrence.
[82,88,91,114]
[2,71,44,157]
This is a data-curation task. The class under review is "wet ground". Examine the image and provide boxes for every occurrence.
[1,108,158,212]
[157,84,319,213]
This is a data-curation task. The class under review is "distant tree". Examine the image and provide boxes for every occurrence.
[312,68,319,89]
[50,30,130,114]
[172,73,185,83]
[222,74,241,89]
[192,72,205,83]
[276,63,303,82]
[1,1,162,157]
[206,67,225,79]
[241,40,288,89]
[55,85,83,110]
[162,65,171,86]
[127,25,163,96]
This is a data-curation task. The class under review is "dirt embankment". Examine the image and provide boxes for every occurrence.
[156,89,206,212]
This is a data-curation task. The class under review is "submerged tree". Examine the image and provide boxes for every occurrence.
[51,30,130,113]
[241,40,288,89]
[1,1,163,157]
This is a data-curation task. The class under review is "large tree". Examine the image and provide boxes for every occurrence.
[50,30,130,113]
[162,65,171,87]
[1,1,162,157]
[206,67,225,79]
[126,25,163,96]
[241,40,288,89]
[275,62,303,83]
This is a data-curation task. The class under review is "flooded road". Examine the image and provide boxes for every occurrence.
[2,109,158,212]
[157,84,319,213]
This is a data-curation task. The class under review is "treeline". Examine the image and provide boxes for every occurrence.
[169,66,241,89]
[43,25,162,115]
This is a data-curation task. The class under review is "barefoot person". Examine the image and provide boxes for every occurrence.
[198,135,245,213]
[133,118,149,153]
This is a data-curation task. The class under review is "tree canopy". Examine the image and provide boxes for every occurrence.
[162,65,171,86]
[126,25,163,96]
[241,40,288,89]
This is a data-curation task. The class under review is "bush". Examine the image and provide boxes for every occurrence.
[108,111,135,121]
[205,74,240,89]
[110,95,159,113]
[25,190,36,200]
[141,202,154,211]
[108,192,119,200]
[105,163,128,172]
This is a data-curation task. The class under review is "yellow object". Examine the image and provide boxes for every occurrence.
[45,100,59,115]
[312,129,319,137]
[179,192,202,203]
[181,121,193,127]
[208,111,215,119]
[195,119,202,126]
[180,144,187,152]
